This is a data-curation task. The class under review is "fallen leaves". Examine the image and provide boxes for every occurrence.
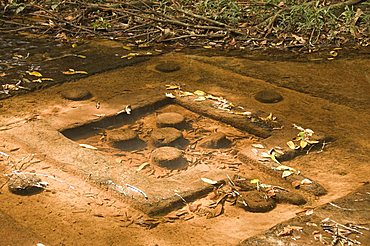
[165,92,176,98]
[287,124,320,151]
[62,69,88,75]
[120,51,154,59]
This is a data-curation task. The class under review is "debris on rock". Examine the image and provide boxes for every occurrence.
[8,173,48,195]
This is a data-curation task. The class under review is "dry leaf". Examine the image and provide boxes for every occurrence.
[234,111,252,116]
[121,53,139,59]
[300,140,308,149]
[79,144,98,150]
[122,45,132,50]
[194,90,206,96]
[179,91,193,97]
[260,152,271,158]
[275,165,295,171]
[207,203,223,218]
[301,178,313,185]
[305,209,314,216]
[212,203,223,217]
[201,177,218,185]
[136,162,149,172]
[282,170,294,178]
[125,105,132,115]
[165,85,180,90]
[277,225,303,236]
[63,69,88,75]
[252,143,265,149]
[287,141,296,150]
[329,50,338,57]
[165,93,176,99]
[27,71,43,77]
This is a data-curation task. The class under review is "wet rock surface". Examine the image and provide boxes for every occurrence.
[151,146,186,169]
[8,173,46,196]
[237,191,276,213]
[151,127,184,147]
[254,89,283,103]
[155,62,181,73]
[199,132,231,149]
[61,88,92,101]
[156,112,185,129]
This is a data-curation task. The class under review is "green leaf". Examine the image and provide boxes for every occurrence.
[270,153,281,164]
[300,140,308,149]
[250,179,260,184]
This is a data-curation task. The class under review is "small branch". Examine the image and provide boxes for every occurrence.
[174,8,229,27]
[160,33,226,42]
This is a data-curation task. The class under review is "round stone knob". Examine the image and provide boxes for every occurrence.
[151,146,186,169]
[237,191,276,213]
[156,112,185,129]
[151,127,183,147]
[109,128,145,150]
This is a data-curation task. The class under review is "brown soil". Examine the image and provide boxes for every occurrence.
[0,50,369,246]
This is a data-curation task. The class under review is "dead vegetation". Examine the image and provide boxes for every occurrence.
[0,0,369,51]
